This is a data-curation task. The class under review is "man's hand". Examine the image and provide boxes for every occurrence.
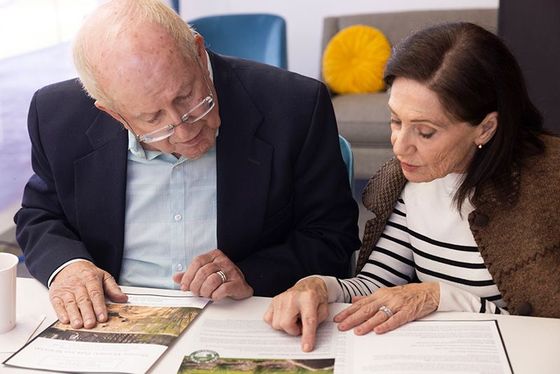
[173,249,253,300]
[263,277,329,352]
[334,282,440,335]
[49,261,128,329]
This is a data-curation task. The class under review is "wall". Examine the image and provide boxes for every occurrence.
[180,0,498,79]
[0,0,98,59]
[498,0,560,134]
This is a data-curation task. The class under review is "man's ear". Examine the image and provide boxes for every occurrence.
[193,33,207,65]
[475,111,498,147]
[95,101,130,130]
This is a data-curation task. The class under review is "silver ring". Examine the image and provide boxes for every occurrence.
[378,305,394,318]
[216,270,227,284]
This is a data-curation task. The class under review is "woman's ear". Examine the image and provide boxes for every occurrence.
[475,111,498,147]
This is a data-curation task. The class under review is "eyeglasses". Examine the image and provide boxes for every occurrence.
[134,94,215,144]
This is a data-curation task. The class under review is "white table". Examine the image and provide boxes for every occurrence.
[2,277,560,373]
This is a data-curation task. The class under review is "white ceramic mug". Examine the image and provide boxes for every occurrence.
[0,252,18,333]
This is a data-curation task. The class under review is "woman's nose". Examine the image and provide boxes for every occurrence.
[391,128,414,156]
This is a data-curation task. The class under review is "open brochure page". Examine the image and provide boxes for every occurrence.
[178,318,342,373]
[346,320,513,374]
[176,305,512,374]
[3,287,210,374]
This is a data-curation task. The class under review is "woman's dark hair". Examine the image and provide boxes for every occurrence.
[384,22,545,209]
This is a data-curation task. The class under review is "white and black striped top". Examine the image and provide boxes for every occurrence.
[321,173,508,315]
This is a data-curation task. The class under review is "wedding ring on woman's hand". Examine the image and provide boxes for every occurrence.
[216,270,227,284]
[379,305,394,318]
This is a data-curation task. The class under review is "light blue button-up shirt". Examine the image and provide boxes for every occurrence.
[47,53,218,288]
[119,132,217,289]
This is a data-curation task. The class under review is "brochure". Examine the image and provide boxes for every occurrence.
[3,287,210,374]
[178,312,512,374]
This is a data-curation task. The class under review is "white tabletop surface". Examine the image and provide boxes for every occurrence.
[2,277,560,373]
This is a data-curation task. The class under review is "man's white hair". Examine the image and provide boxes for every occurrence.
[73,0,197,107]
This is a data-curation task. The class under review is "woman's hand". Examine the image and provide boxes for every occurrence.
[334,282,439,335]
[263,277,330,352]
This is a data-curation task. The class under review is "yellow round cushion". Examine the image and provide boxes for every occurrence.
[323,25,391,94]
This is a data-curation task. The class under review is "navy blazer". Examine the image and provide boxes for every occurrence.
[15,53,360,296]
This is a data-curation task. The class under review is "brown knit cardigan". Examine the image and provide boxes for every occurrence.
[356,135,560,318]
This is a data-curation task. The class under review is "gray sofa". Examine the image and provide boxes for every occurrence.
[321,9,498,179]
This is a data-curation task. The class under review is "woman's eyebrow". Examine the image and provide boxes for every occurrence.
[410,118,446,128]
[388,104,446,128]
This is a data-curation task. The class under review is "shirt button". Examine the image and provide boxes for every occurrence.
[174,214,182,221]
[176,263,183,271]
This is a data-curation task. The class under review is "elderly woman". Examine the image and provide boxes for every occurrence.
[264,22,560,352]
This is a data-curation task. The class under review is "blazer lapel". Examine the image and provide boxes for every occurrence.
[74,112,128,278]
[211,53,273,258]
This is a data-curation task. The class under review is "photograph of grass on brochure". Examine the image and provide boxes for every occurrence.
[178,355,335,374]
[40,303,201,346]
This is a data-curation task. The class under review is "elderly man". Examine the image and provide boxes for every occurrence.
[15,0,359,329]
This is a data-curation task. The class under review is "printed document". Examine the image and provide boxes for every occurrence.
[3,286,210,374]
[179,318,340,373]
[177,300,511,374]
[346,320,513,374]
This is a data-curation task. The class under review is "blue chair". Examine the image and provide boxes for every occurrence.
[170,0,180,13]
[338,135,357,276]
[189,14,288,69]
[338,135,354,190]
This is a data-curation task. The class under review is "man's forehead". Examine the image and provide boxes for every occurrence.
[102,60,201,116]
[98,41,196,87]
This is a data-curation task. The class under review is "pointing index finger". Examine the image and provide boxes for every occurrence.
[299,299,321,352]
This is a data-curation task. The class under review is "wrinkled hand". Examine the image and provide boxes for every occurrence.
[263,277,329,352]
[173,249,253,300]
[49,261,128,329]
[334,282,439,335]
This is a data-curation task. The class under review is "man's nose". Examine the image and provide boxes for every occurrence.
[172,120,196,139]
[168,109,193,137]
[169,108,185,127]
